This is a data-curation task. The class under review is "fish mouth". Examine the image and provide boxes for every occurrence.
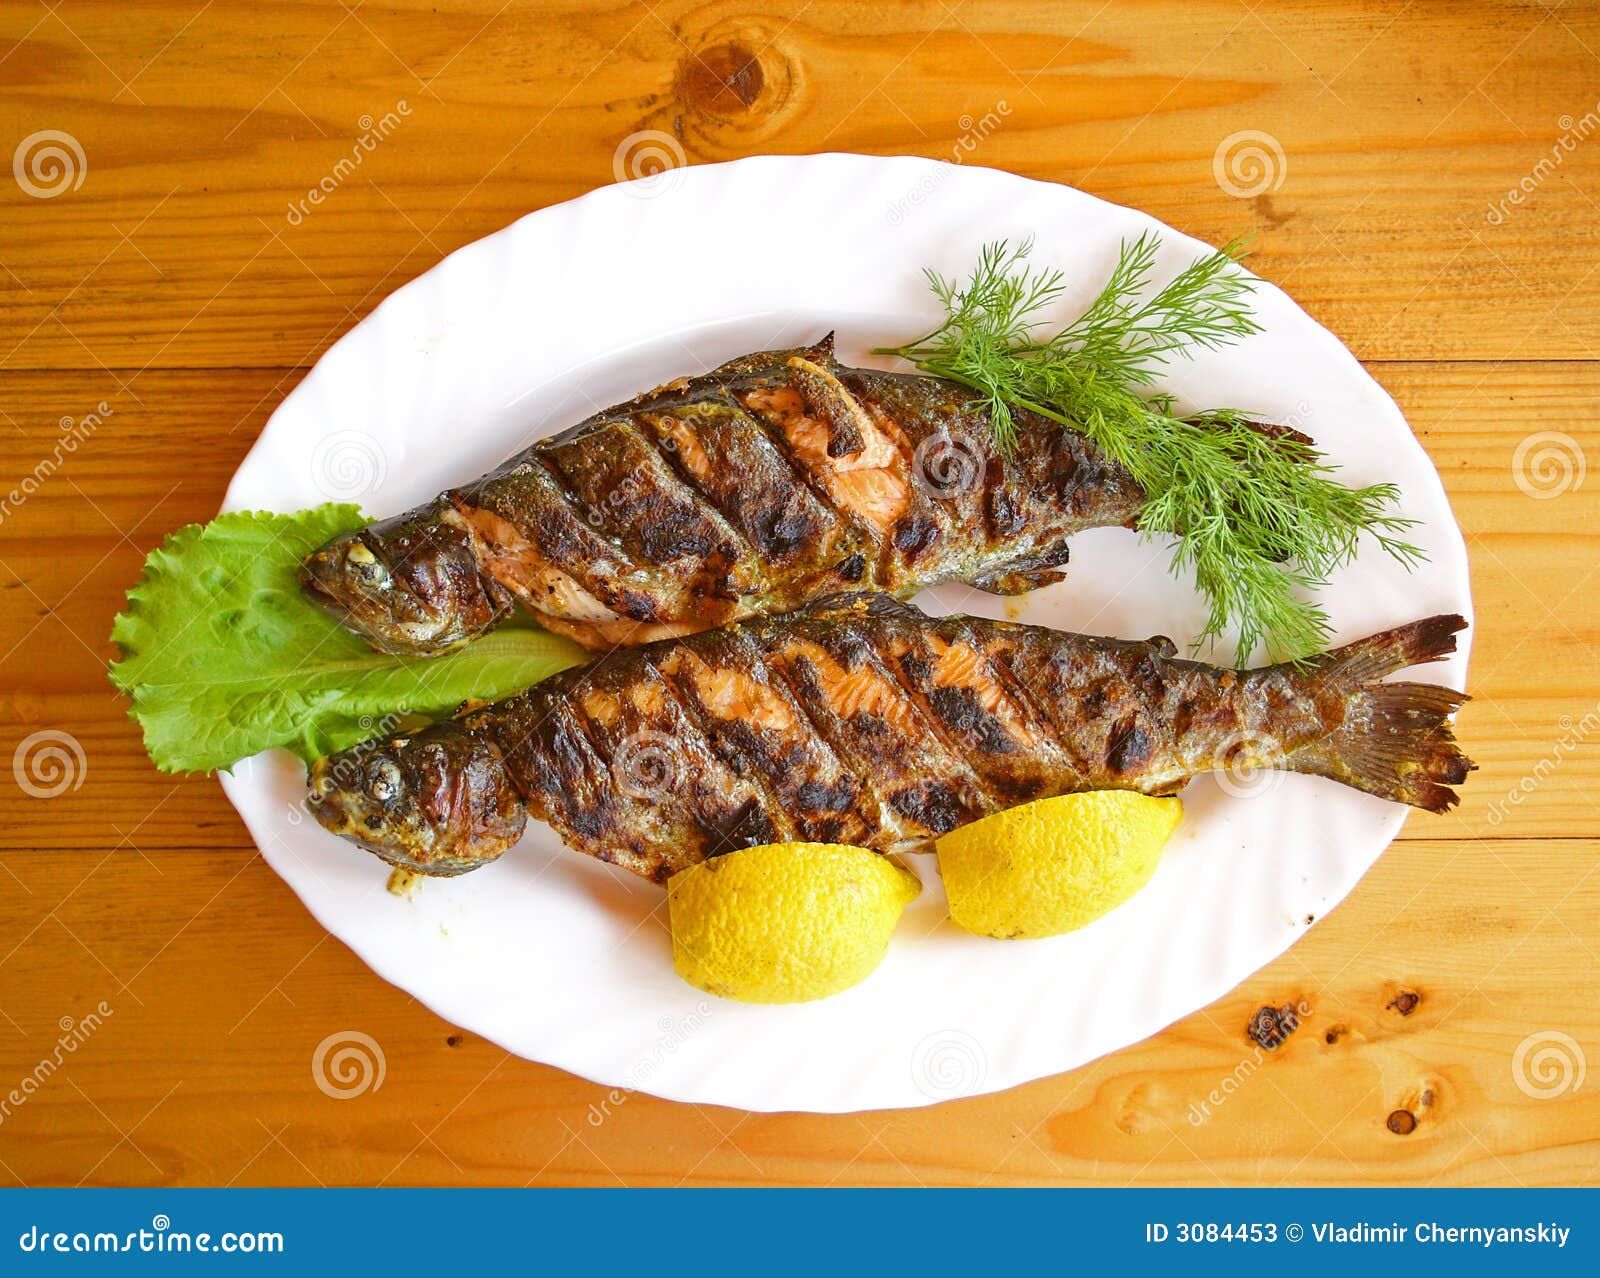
[304,758,452,874]
[304,755,386,844]
[298,541,381,627]
[305,741,529,877]
[307,800,489,877]
[298,540,446,656]
[299,522,505,657]
[296,553,349,614]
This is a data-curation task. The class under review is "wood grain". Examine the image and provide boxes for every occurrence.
[3,363,1593,850]
[2,839,1594,1186]
[0,0,1596,1187]
[2,1,1600,371]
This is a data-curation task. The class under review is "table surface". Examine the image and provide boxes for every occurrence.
[1,0,1596,1187]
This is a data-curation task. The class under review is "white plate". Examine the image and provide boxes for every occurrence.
[220,154,1471,1113]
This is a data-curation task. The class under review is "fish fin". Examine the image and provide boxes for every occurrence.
[1200,416,1315,449]
[1288,681,1473,813]
[791,590,929,623]
[971,541,1073,597]
[972,565,1068,596]
[1310,612,1467,686]
[1286,617,1474,813]
[692,335,836,385]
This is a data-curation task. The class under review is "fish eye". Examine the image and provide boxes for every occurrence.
[368,759,403,803]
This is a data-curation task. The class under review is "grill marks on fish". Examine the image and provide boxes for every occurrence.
[564,657,782,876]
[445,503,616,623]
[767,629,984,842]
[896,626,1069,808]
[455,456,652,624]
[304,596,1471,880]
[640,399,846,582]
[643,410,714,485]
[660,630,871,850]
[1003,633,1221,790]
[740,360,913,542]
[543,419,754,598]
[300,336,1148,654]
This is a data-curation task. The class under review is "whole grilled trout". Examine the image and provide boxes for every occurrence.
[307,595,1473,880]
[300,335,1149,653]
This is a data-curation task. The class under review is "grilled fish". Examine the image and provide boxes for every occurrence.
[307,594,1473,880]
[299,335,1149,653]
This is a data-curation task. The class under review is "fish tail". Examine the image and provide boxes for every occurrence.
[1315,612,1467,684]
[1286,614,1475,813]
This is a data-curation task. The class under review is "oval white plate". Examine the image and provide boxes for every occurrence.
[220,154,1470,1113]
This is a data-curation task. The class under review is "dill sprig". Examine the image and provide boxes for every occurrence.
[876,235,1423,665]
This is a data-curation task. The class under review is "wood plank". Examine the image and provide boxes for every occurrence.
[1,0,1596,1191]
[0,838,1593,1185]
[2,1,1599,371]
[0,361,1594,848]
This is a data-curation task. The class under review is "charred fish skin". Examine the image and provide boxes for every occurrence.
[298,335,1147,654]
[307,594,1474,880]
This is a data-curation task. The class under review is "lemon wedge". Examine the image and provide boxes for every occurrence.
[667,842,920,1004]
[937,792,1182,939]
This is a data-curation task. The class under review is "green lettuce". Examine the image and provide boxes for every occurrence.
[108,504,585,773]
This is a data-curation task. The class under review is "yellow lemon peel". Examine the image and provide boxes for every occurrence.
[668,842,920,1004]
[937,792,1182,939]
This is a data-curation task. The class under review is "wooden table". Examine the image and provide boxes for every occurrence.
[1,0,1596,1187]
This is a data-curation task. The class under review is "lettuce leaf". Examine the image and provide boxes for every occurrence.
[108,504,585,773]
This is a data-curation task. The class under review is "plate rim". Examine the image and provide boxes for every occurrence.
[218,152,1473,1112]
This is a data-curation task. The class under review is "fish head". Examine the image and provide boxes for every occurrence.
[299,508,503,655]
[305,728,526,875]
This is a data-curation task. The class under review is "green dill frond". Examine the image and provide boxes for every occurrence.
[875,234,1424,665]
